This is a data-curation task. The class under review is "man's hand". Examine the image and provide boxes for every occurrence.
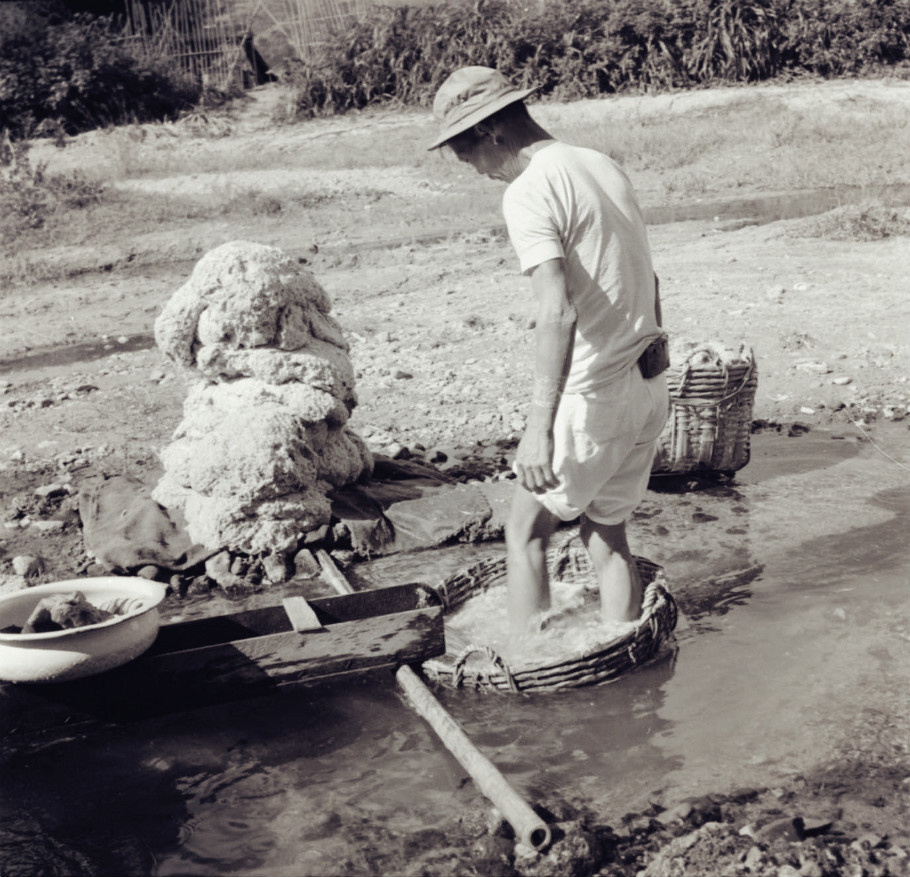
[513,423,558,493]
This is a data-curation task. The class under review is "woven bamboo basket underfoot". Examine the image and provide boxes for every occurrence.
[421,544,678,694]
[653,343,758,476]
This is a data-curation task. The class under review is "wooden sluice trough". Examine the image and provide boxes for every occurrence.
[0,551,553,851]
[0,581,445,740]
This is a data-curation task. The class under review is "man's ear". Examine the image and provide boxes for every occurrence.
[475,121,498,143]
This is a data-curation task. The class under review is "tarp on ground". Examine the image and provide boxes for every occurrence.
[78,474,217,574]
[79,459,513,573]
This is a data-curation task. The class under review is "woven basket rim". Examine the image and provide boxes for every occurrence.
[670,342,755,365]
[422,545,677,693]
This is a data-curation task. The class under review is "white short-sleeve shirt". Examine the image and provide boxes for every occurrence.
[502,142,661,393]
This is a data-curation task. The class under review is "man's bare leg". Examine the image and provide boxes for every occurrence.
[579,516,643,622]
[506,487,559,634]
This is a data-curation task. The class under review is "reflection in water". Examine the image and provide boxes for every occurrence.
[672,563,764,631]
[0,731,187,875]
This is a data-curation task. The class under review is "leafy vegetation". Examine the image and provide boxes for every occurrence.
[0,12,200,140]
[1,0,907,256]
[283,0,910,117]
[0,135,104,244]
[1,0,906,135]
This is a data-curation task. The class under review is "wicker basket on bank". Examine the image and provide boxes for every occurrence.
[422,543,677,694]
[653,342,758,476]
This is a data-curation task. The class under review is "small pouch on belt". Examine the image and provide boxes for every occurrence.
[637,334,670,379]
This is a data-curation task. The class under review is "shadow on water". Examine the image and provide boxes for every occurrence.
[0,443,906,874]
[0,732,186,875]
[643,182,910,226]
[0,676,381,876]
[630,427,877,631]
[647,430,862,495]
[772,484,910,589]
[0,333,156,375]
[736,429,862,484]
[671,563,764,630]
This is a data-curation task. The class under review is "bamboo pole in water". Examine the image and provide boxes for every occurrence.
[315,549,552,851]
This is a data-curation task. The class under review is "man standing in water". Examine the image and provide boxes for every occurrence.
[428,66,670,634]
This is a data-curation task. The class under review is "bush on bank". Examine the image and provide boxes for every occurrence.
[0,0,907,137]
[0,12,200,140]
[285,0,910,116]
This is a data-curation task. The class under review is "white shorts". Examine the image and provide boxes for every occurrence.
[537,365,669,525]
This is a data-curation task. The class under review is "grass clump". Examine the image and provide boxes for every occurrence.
[565,94,910,195]
[788,203,910,241]
[0,133,104,243]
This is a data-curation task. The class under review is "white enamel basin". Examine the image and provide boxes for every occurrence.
[0,578,166,683]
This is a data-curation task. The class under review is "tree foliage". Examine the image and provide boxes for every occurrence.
[0,12,199,139]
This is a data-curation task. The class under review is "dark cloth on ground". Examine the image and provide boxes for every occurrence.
[330,456,510,554]
[79,474,216,574]
[78,460,514,572]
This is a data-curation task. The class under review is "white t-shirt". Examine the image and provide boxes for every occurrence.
[502,141,661,393]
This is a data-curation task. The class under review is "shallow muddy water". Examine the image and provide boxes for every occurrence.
[1,427,908,875]
[643,182,910,227]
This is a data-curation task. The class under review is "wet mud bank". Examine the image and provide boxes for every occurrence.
[518,756,910,877]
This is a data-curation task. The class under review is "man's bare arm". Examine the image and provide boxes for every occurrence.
[513,258,576,492]
[528,258,575,424]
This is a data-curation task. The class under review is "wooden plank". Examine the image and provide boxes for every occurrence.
[0,585,444,740]
[316,548,352,595]
[146,581,436,654]
[282,596,323,631]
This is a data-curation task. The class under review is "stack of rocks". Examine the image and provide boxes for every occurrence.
[152,240,372,558]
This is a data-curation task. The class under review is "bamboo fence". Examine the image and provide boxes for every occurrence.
[258,0,371,61]
[122,0,372,88]
[124,0,246,88]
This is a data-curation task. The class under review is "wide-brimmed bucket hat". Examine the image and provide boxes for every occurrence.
[428,66,536,150]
